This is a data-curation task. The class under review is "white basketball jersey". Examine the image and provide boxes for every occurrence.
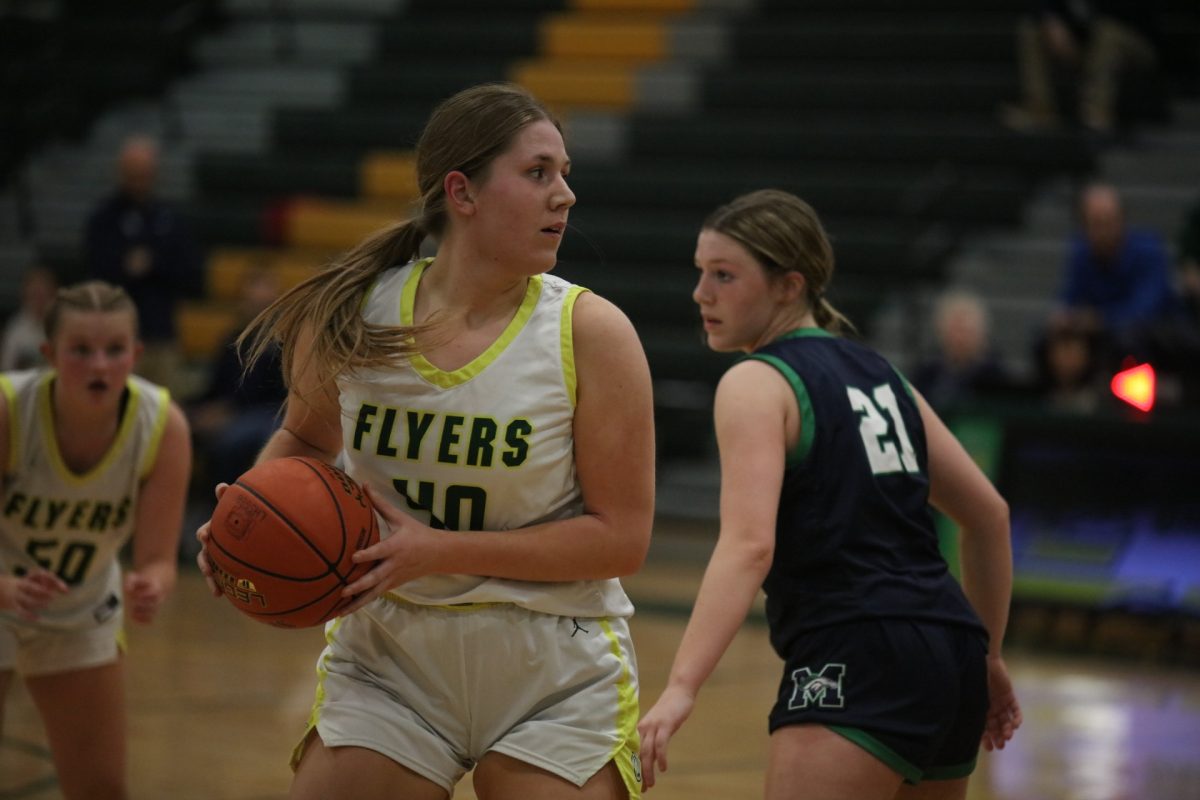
[339,259,634,618]
[0,370,170,630]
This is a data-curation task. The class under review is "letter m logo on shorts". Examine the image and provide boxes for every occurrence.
[788,663,847,710]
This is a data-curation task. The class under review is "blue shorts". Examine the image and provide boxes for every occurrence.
[769,619,988,784]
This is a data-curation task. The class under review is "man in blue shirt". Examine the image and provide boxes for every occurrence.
[1056,182,1172,337]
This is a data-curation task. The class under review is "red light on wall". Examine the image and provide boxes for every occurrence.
[1111,363,1156,412]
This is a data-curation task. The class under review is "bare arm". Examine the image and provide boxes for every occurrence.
[916,390,1021,749]
[256,333,345,465]
[195,322,342,594]
[917,392,1012,655]
[344,292,656,601]
[125,401,191,624]
[638,361,789,787]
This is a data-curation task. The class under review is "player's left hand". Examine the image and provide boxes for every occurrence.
[124,569,169,624]
[981,654,1022,751]
[637,684,697,790]
[338,484,443,614]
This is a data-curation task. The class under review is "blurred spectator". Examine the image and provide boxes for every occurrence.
[186,268,286,485]
[1002,0,1161,136]
[1052,182,1172,347]
[1126,195,1200,407]
[1033,317,1108,414]
[1179,193,1200,272]
[912,290,1013,411]
[0,265,57,370]
[84,134,202,395]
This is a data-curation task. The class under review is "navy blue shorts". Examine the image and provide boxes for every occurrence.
[769,619,988,784]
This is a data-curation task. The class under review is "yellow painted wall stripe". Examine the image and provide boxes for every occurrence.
[361,151,419,201]
[570,0,693,10]
[177,303,238,360]
[511,61,636,109]
[206,247,331,301]
[540,16,670,61]
[285,200,411,250]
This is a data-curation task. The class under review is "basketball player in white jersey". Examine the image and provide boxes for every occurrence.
[0,280,191,800]
[196,82,655,799]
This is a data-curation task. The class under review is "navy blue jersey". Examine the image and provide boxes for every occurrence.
[749,329,986,657]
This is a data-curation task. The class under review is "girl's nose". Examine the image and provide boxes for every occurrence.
[553,175,576,210]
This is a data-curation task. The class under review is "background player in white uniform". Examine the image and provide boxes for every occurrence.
[197,82,655,800]
[0,280,191,800]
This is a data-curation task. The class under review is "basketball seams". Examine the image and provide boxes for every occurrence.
[294,457,351,567]
[233,477,352,583]
[210,456,378,628]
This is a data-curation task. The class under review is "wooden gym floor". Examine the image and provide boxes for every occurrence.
[3,519,1200,800]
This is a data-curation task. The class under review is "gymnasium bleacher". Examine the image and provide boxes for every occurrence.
[179,0,1135,465]
[3,0,1198,438]
[3,0,1200,655]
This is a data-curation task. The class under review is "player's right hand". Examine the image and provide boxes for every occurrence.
[0,570,69,621]
[195,482,229,598]
[637,684,697,790]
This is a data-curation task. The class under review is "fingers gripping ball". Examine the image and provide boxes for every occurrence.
[207,457,380,628]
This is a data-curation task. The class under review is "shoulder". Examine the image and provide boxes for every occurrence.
[1127,229,1169,256]
[712,360,796,442]
[0,369,41,400]
[569,293,650,387]
[571,291,637,342]
[361,261,417,312]
[162,400,190,443]
[717,358,795,408]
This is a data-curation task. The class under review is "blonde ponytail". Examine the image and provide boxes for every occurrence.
[236,82,560,391]
[704,189,856,336]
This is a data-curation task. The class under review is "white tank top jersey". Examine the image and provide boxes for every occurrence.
[0,370,171,631]
[339,258,635,618]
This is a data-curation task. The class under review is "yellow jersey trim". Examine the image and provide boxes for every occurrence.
[138,386,171,480]
[291,615,347,770]
[38,373,142,486]
[0,374,18,474]
[600,617,643,799]
[401,259,544,389]
[560,286,589,408]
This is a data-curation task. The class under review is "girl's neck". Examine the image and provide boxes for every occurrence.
[751,309,819,352]
[53,395,121,437]
[420,248,529,327]
[50,384,124,471]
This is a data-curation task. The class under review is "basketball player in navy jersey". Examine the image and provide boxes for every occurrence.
[196,83,654,799]
[637,190,1021,799]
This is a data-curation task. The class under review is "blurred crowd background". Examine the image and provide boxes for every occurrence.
[2,0,1199,664]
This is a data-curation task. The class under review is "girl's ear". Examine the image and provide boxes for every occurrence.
[39,339,53,363]
[778,270,807,305]
[444,171,476,215]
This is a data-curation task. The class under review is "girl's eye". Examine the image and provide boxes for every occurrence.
[530,167,545,179]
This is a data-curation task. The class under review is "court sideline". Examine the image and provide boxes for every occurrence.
[3,519,1199,800]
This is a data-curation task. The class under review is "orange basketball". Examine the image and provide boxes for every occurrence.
[206,457,380,628]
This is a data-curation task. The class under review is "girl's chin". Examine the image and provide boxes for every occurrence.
[80,386,119,404]
[704,334,741,354]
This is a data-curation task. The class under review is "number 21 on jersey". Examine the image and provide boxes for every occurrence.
[847,383,919,476]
